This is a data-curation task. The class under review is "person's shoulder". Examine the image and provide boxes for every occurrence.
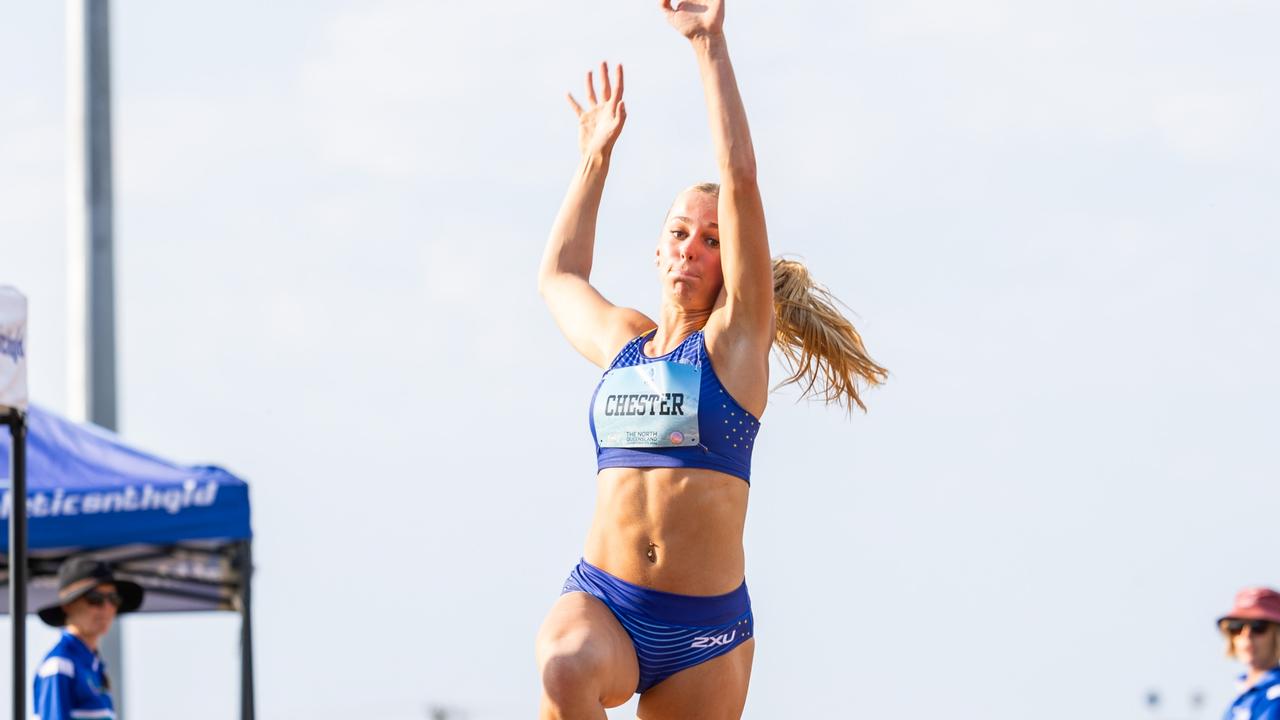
[37,634,85,666]
[1260,679,1280,720]
[34,644,77,681]
[43,633,78,656]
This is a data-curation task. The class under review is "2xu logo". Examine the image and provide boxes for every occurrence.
[690,629,736,649]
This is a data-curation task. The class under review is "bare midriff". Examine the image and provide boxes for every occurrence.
[583,465,749,597]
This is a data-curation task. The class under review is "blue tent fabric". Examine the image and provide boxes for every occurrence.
[1,406,256,719]
[0,404,251,552]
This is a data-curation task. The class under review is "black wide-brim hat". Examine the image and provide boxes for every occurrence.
[37,558,144,627]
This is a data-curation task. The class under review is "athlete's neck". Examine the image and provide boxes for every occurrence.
[649,307,710,356]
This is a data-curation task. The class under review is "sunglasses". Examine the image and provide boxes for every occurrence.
[83,589,123,608]
[1222,620,1273,636]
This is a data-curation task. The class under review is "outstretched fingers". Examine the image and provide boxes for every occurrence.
[572,62,623,117]
[612,63,624,108]
[600,61,612,102]
[566,93,583,116]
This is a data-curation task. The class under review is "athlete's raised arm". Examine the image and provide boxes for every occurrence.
[539,62,655,368]
[662,0,772,349]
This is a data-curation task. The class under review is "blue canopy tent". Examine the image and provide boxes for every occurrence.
[0,405,254,719]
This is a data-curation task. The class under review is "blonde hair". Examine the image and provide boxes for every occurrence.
[772,257,888,412]
[685,183,889,412]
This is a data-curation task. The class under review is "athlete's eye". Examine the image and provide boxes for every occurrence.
[669,229,688,240]
[705,237,720,248]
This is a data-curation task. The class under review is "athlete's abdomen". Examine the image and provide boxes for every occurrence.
[584,466,749,596]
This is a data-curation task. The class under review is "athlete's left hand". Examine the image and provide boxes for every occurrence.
[660,0,725,40]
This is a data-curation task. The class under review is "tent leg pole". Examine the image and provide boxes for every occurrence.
[240,541,255,720]
[7,410,28,720]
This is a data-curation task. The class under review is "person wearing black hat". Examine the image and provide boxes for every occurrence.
[32,558,143,720]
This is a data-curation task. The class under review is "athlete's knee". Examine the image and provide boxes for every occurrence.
[537,636,610,706]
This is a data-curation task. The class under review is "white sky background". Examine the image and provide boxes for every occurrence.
[2,0,1278,717]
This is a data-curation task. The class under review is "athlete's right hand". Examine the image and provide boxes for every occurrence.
[566,62,626,159]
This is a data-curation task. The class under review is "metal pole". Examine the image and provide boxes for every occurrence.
[68,0,117,425]
[239,541,255,720]
[67,0,125,712]
[6,410,28,720]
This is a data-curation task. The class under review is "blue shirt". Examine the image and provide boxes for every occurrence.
[1224,667,1280,720]
[32,632,115,720]
[590,330,761,483]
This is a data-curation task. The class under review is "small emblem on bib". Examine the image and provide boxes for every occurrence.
[669,431,684,444]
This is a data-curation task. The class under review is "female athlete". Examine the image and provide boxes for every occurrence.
[535,2,887,717]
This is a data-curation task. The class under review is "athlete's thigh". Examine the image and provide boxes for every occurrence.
[636,638,755,720]
[536,592,640,708]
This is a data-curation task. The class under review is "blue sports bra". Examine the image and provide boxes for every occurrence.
[589,329,761,483]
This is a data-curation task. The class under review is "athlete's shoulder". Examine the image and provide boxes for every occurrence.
[602,325,658,369]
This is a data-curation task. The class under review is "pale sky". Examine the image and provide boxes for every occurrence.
[2,1,1278,718]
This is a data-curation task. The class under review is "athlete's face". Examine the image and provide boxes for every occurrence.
[656,190,723,309]
[1227,620,1280,671]
[63,582,120,640]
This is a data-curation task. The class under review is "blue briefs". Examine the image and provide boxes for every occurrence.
[561,559,754,693]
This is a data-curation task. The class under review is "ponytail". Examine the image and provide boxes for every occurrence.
[772,257,887,412]
[678,183,887,411]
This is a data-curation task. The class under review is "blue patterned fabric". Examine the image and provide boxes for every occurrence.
[1224,668,1280,720]
[33,632,115,720]
[562,559,754,693]
[589,330,760,483]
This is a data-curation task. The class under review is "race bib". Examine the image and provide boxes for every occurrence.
[594,361,701,447]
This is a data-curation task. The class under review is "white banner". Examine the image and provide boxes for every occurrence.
[0,286,28,411]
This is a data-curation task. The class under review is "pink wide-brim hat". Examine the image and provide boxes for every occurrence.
[1218,587,1280,625]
